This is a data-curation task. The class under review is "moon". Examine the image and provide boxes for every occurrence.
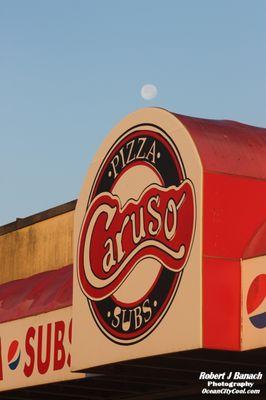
[141,84,158,100]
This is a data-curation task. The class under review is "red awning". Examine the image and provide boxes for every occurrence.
[0,265,72,324]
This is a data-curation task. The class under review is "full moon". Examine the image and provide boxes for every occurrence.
[141,84,158,100]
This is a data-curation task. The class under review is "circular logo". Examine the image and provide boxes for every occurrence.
[77,127,196,344]
[247,274,266,329]
[8,340,21,370]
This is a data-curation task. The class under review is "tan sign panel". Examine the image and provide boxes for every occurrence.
[0,308,84,392]
[241,256,266,350]
[72,108,203,371]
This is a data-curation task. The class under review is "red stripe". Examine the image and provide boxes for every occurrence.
[0,339,3,380]
[203,258,241,350]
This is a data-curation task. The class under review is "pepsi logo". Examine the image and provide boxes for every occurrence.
[246,274,266,329]
[77,127,196,344]
[7,340,21,371]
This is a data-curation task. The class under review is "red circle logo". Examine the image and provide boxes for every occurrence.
[8,340,21,370]
[77,127,196,344]
[247,274,266,329]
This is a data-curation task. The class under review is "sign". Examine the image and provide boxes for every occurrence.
[241,256,266,350]
[0,308,85,392]
[72,108,203,371]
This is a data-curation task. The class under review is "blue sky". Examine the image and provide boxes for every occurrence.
[0,0,265,225]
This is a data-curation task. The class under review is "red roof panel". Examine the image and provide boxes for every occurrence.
[175,114,266,179]
[0,265,72,324]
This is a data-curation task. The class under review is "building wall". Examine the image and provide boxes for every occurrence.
[0,209,74,285]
